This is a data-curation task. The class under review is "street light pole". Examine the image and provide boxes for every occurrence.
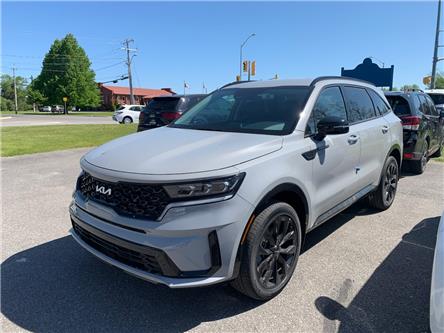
[432,0,442,89]
[12,66,18,114]
[239,33,256,79]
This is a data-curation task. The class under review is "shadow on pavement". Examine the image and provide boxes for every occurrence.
[1,236,260,333]
[315,216,440,333]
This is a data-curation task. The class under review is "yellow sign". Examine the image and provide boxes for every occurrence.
[251,61,256,76]
[63,97,68,102]
[423,76,432,85]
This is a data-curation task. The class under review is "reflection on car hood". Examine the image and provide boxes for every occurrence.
[84,127,283,175]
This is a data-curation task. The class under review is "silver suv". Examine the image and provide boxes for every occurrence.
[69,77,403,300]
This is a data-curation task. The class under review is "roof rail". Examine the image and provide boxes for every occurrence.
[220,80,256,89]
[311,76,374,86]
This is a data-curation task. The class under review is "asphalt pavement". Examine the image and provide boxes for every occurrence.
[0,114,115,127]
[1,148,443,332]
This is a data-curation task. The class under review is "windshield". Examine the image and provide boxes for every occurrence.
[146,98,180,111]
[117,106,125,111]
[170,86,311,135]
[427,93,444,105]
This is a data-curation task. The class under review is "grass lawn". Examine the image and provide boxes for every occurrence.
[1,111,113,117]
[1,124,137,157]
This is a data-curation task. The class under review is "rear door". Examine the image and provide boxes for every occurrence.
[307,86,361,218]
[342,86,390,189]
[424,94,441,152]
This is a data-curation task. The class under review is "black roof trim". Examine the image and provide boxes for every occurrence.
[311,76,374,87]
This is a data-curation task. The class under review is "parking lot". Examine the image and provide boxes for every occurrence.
[1,148,443,332]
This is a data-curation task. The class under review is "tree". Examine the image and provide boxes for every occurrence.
[0,74,31,111]
[32,33,100,108]
[434,74,444,89]
[399,84,420,91]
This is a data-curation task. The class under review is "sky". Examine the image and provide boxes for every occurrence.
[1,1,441,94]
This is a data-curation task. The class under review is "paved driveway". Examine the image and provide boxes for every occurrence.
[1,148,443,332]
[0,114,115,127]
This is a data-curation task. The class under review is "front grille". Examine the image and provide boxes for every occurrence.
[77,172,170,220]
[73,220,165,275]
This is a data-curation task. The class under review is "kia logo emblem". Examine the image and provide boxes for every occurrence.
[95,185,112,196]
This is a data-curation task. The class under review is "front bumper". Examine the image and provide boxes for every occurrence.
[69,192,253,288]
[112,114,123,123]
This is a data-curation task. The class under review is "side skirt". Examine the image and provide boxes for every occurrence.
[308,184,377,231]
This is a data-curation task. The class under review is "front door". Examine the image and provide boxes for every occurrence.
[306,86,361,223]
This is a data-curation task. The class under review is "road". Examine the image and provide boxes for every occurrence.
[0,114,115,127]
[1,148,443,333]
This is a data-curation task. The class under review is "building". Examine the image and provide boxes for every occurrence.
[99,85,175,109]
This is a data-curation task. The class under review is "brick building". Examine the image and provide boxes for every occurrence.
[99,85,174,109]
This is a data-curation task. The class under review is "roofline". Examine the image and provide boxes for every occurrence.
[311,76,374,86]
[220,80,255,89]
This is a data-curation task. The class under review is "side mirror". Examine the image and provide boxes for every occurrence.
[315,116,349,141]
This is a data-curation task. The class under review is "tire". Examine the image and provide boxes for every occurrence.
[410,141,429,174]
[368,156,399,210]
[123,117,133,124]
[431,142,442,158]
[230,202,302,301]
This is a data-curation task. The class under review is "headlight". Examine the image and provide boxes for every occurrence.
[115,111,123,114]
[163,173,245,201]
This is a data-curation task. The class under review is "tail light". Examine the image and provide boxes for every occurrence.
[400,116,421,130]
[139,112,145,122]
[161,111,182,121]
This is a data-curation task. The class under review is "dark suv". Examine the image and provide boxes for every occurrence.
[385,91,443,173]
[138,94,206,132]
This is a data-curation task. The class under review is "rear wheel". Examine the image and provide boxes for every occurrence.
[431,141,442,158]
[411,141,428,174]
[231,202,302,300]
[122,116,133,124]
[368,156,399,210]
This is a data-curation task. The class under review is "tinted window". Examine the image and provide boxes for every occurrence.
[386,95,412,116]
[418,95,431,115]
[425,95,439,116]
[171,87,311,135]
[368,89,390,115]
[146,98,180,111]
[307,86,347,135]
[343,87,376,123]
[428,93,444,105]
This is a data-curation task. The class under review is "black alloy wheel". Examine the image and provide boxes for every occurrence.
[231,202,302,300]
[382,160,398,207]
[255,214,298,290]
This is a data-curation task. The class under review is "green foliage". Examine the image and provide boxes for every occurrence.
[434,74,444,89]
[399,84,420,91]
[0,74,31,111]
[32,33,100,108]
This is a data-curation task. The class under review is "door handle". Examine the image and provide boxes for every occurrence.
[347,134,359,145]
[382,125,389,134]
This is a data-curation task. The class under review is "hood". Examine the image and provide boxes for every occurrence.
[84,127,283,175]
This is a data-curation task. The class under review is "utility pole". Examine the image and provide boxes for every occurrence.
[432,0,442,89]
[12,66,18,114]
[122,38,137,104]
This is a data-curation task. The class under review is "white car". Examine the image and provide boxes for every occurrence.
[431,212,444,333]
[112,105,144,124]
[41,106,52,112]
[70,77,403,300]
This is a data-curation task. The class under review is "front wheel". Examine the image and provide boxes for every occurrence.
[122,116,133,124]
[368,156,399,210]
[231,202,302,300]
